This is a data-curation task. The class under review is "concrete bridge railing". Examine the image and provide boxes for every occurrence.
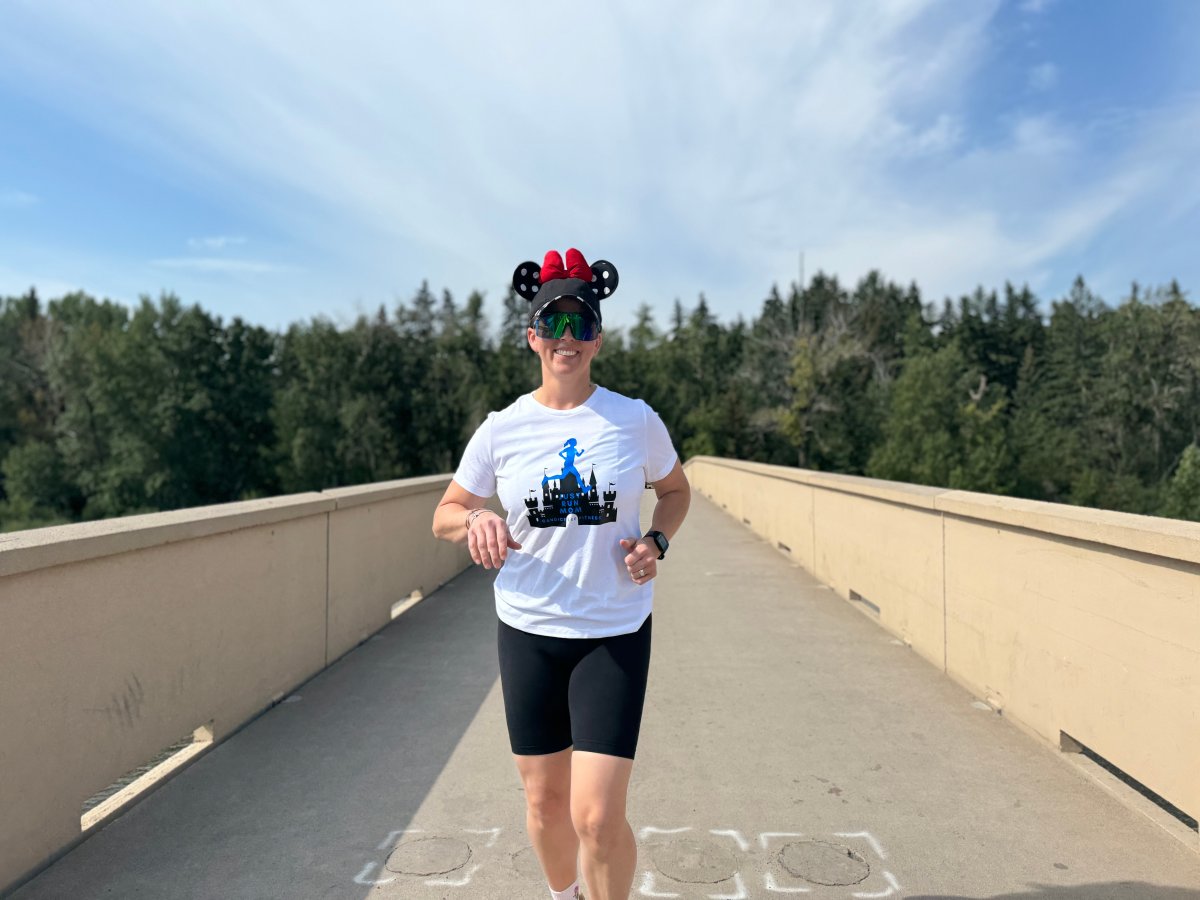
[2,458,1197,894]
[0,474,501,896]
[686,456,1199,850]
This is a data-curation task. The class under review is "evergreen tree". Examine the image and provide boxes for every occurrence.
[1161,443,1200,521]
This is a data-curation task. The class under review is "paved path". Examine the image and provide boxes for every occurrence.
[12,493,1200,899]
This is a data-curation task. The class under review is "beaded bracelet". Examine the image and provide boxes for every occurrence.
[465,508,492,531]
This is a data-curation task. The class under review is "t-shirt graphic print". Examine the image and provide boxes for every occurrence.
[526,437,618,528]
[452,386,678,639]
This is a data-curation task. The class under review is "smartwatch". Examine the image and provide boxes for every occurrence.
[645,530,669,560]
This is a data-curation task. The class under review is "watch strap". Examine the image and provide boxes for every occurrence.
[645,530,668,560]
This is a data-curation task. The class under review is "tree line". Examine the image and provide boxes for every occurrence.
[2,270,1198,533]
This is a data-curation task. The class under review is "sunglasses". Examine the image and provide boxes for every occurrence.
[533,310,601,341]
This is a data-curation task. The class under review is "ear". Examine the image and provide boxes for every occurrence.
[513,261,542,300]
[588,260,619,299]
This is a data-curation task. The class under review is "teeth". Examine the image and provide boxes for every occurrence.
[555,350,578,356]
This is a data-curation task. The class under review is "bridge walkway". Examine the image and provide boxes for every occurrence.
[11,493,1200,899]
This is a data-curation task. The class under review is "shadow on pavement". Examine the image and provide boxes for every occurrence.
[10,565,502,900]
[910,880,1200,899]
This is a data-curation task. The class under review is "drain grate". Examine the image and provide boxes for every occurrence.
[81,723,213,831]
[849,588,880,614]
[1063,731,1197,831]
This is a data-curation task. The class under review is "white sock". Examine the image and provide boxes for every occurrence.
[549,877,581,900]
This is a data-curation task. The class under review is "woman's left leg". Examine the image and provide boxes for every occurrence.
[566,614,652,899]
[570,750,636,900]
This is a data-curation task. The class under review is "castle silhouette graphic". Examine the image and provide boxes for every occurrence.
[525,438,618,528]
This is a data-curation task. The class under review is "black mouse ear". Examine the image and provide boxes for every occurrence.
[588,260,619,299]
[513,261,542,300]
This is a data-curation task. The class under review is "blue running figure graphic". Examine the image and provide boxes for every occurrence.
[543,438,585,487]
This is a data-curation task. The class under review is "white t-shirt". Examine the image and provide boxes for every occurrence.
[452,385,678,638]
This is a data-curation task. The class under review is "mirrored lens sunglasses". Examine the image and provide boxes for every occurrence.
[534,310,600,341]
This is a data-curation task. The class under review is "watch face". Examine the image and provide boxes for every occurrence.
[653,532,668,552]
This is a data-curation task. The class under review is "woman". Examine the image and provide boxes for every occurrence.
[432,248,690,900]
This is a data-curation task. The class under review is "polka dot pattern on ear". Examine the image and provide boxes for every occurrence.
[512,261,542,299]
[590,260,619,297]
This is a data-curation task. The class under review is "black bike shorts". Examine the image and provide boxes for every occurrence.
[496,613,652,760]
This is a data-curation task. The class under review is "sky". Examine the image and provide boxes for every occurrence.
[1,0,1198,337]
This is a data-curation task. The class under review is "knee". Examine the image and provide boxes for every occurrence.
[572,806,627,849]
[525,785,570,826]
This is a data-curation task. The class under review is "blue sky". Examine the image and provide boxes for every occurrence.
[1,0,1197,336]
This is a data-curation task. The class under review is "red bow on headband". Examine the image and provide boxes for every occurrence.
[540,248,592,283]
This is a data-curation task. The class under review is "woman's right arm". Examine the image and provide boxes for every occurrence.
[432,480,521,568]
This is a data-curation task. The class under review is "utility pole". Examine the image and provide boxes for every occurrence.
[798,250,805,292]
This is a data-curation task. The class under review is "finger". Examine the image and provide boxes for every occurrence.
[467,527,482,566]
[486,527,503,567]
[478,530,494,569]
[630,560,653,580]
[478,525,494,567]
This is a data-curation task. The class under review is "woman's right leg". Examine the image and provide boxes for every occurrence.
[514,747,579,892]
[497,617,583,892]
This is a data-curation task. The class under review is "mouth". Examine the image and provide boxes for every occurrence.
[554,349,579,357]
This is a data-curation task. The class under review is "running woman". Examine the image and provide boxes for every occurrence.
[433,248,690,900]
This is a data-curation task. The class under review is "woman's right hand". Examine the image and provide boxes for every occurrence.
[467,511,522,569]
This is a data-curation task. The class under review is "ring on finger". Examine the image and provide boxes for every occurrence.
[638,568,645,577]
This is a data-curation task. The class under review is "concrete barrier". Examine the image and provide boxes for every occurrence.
[684,456,1200,847]
[0,474,496,895]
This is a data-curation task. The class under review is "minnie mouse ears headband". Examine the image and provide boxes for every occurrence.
[513,248,619,327]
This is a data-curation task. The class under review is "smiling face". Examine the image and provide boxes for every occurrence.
[527,298,603,377]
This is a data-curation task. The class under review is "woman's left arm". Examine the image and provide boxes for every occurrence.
[646,459,690,542]
[621,460,691,583]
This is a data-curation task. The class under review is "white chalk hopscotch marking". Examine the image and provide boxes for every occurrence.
[764,871,811,893]
[353,862,393,886]
[759,831,805,849]
[834,830,888,860]
[464,827,501,847]
[427,864,480,887]
[639,825,692,840]
[358,823,901,894]
[709,829,750,851]
[852,870,903,898]
[709,872,747,899]
[639,870,681,898]
[361,825,496,889]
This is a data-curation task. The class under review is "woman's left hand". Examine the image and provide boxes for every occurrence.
[619,537,657,584]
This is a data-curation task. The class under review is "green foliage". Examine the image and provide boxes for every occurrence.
[1162,443,1200,522]
[2,270,1198,532]
[866,340,1013,492]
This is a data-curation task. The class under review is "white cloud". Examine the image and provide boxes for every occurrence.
[151,257,289,274]
[0,189,38,209]
[187,235,247,250]
[1028,62,1058,91]
[1011,113,1075,156]
[0,0,1193,331]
